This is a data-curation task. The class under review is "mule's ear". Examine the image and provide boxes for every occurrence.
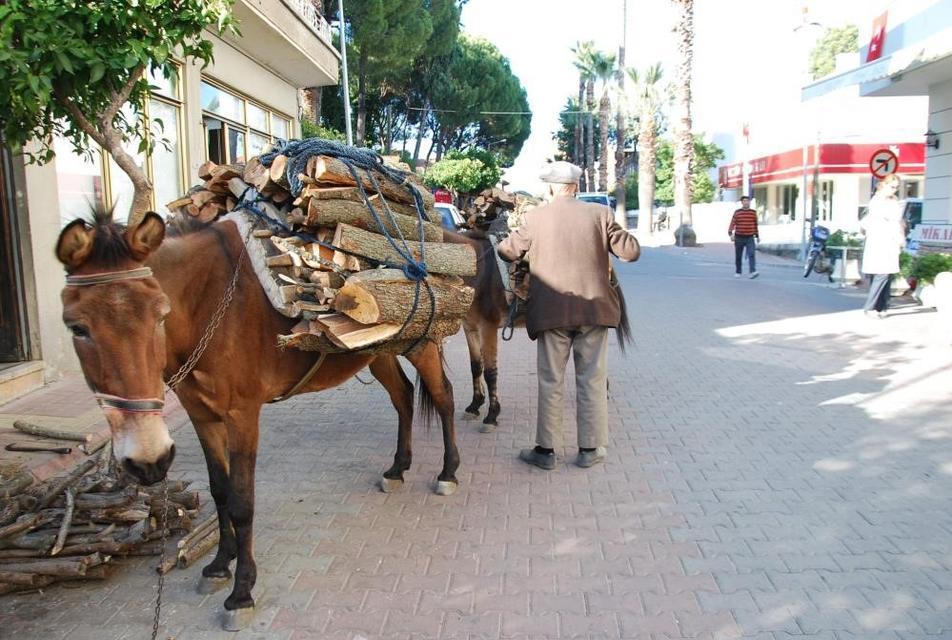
[56,220,95,270]
[126,212,166,261]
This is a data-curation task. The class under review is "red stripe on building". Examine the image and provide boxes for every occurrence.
[718,142,925,188]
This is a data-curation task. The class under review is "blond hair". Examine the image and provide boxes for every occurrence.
[876,174,900,196]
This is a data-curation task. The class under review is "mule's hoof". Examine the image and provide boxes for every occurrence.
[222,606,255,632]
[197,575,230,595]
[462,411,480,421]
[380,476,404,493]
[478,422,496,434]
[435,480,458,496]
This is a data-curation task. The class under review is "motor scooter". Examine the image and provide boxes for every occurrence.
[803,224,832,278]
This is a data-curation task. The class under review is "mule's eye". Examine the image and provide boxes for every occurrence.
[69,324,90,339]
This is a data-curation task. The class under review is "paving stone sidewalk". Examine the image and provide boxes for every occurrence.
[1,243,950,639]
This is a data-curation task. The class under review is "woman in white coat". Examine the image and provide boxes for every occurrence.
[860,174,906,317]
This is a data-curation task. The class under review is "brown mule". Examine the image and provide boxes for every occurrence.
[56,209,460,630]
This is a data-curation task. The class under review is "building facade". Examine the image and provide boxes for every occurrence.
[804,0,952,226]
[0,0,339,400]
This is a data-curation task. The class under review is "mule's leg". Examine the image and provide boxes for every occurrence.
[480,322,501,429]
[462,319,485,418]
[221,407,261,631]
[193,420,237,595]
[406,341,460,496]
[370,355,414,492]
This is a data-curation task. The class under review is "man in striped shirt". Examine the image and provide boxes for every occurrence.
[728,196,760,279]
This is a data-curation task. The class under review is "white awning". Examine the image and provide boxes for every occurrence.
[802,28,952,101]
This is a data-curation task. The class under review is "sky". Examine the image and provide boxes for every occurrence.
[460,0,877,194]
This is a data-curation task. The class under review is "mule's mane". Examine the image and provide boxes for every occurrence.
[74,204,138,268]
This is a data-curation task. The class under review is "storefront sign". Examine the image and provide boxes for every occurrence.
[866,12,888,63]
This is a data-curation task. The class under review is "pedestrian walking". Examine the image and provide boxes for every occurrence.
[729,196,760,278]
[861,174,906,318]
[496,161,640,470]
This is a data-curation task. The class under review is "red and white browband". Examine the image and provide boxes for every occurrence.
[66,267,153,287]
[95,393,165,415]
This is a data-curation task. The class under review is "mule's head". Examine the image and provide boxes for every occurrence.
[56,209,175,485]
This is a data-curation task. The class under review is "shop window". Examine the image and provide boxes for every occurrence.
[780,184,799,220]
[752,186,768,219]
[200,79,292,166]
[56,66,186,224]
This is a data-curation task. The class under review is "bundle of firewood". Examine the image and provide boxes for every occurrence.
[462,188,516,229]
[167,151,476,355]
[0,457,214,595]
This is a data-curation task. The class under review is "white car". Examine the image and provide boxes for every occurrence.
[434,203,466,231]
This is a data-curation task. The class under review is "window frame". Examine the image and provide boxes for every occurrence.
[98,63,188,213]
[199,77,293,165]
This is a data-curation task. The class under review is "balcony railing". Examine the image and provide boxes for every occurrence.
[284,0,334,46]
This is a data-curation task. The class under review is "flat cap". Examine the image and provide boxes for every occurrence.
[539,161,582,184]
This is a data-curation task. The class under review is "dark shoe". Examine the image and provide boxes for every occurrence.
[576,447,606,468]
[518,448,556,470]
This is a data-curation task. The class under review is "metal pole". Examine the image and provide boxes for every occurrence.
[799,143,809,260]
[338,0,353,146]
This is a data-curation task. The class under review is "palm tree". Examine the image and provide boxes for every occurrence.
[571,41,596,191]
[614,0,629,228]
[672,0,695,240]
[591,51,617,193]
[628,64,664,236]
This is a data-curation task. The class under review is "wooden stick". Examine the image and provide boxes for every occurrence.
[13,420,92,443]
[0,513,55,541]
[0,499,20,527]
[0,558,90,577]
[0,472,33,500]
[178,527,220,569]
[36,459,97,510]
[176,513,218,551]
[50,488,75,556]
[0,570,38,586]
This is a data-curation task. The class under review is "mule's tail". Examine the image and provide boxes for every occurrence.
[615,283,634,353]
[414,347,448,431]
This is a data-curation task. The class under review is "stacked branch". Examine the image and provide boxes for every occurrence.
[167,149,477,354]
[462,187,517,229]
[0,458,212,595]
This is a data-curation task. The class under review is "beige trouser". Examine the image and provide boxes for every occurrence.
[536,326,609,450]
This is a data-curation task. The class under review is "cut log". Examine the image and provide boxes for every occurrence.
[0,513,54,541]
[0,558,89,577]
[50,488,74,556]
[311,314,401,350]
[306,155,435,209]
[332,224,476,276]
[177,513,218,551]
[333,269,473,336]
[0,472,33,500]
[198,161,218,181]
[178,527,219,569]
[306,198,443,243]
[13,420,91,443]
[269,154,290,189]
[308,271,345,289]
[36,459,97,509]
[0,570,38,586]
[294,186,440,224]
[0,500,19,527]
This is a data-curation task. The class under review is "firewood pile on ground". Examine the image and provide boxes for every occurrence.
[0,454,215,595]
[168,140,476,354]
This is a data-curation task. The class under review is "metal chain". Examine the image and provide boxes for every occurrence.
[165,240,248,391]
[151,478,169,640]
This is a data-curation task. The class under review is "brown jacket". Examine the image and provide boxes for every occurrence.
[497,197,639,339]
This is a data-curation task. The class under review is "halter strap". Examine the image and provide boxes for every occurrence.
[66,267,153,287]
[95,393,165,415]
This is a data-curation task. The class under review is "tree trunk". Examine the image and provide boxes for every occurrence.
[636,116,656,236]
[103,130,152,227]
[575,78,584,183]
[356,53,367,146]
[614,11,628,229]
[598,92,610,193]
[585,80,595,192]
[412,103,429,167]
[673,0,695,231]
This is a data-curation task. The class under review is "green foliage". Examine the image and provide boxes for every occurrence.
[900,251,915,279]
[653,137,724,205]
[624,172,639,210]
[826,230,863,248]
[910,253,952,285]
[809,25,859,80]
[423,149,502,194]
[0,0,235,163]
[347,0,432,85]
[554,97,600,161]
[301,119,346,142]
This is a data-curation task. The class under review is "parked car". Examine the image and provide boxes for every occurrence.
[902,197,923,234]
[576,192,616,209]
[434,202,466,231]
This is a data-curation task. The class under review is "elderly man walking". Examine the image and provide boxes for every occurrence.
[497,161,640,470]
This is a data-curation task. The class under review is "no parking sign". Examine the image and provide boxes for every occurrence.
[869,148,899,178]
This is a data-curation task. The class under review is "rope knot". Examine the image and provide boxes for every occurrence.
[402,262,428,281]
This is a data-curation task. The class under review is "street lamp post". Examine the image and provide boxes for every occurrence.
[338,0,353,146]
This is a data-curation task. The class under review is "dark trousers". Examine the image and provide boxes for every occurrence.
[864,274,893,312]
[734,235,756,274]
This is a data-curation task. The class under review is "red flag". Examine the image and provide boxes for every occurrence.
[866,12,888,63]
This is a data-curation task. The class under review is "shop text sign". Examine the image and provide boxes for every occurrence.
[912,224,952,246]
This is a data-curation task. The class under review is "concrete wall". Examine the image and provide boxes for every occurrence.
[926,78,952,222]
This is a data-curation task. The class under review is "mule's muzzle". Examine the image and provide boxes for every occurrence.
[123,444,176,485]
